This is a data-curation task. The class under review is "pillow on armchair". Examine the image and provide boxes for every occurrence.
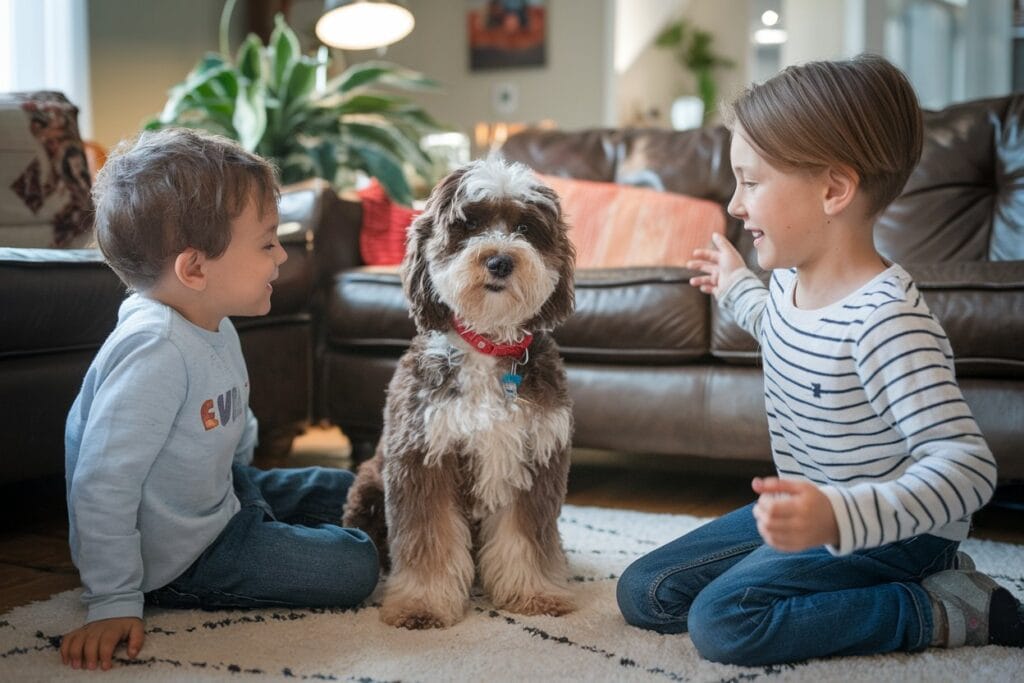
[358,179,422,266]
[539,174,727,268]
[0,91,95,248]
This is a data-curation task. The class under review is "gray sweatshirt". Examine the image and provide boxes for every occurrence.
[65,294,257,622]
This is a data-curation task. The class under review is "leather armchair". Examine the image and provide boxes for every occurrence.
[0,180,344,484]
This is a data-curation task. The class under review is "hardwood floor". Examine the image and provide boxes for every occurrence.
[3,427,1022,614]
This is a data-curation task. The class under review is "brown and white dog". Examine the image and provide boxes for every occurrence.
[342,156,576,629]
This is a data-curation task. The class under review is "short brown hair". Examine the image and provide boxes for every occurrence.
[93,128,278,290]
[727,53,923,217]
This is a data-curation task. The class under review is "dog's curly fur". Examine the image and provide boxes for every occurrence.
[342,156,577,629]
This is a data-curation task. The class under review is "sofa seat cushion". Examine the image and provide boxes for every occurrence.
[559,268,708,362]
[326,266,709,363]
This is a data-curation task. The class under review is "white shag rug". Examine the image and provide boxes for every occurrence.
[2,504,1022,682]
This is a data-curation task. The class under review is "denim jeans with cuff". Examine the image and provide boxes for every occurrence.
[146,464,379,610]
[616,502,958,666]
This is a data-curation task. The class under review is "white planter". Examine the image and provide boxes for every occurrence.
[670,96,705,130]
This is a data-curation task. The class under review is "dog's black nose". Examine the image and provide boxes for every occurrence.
[486,254,514,279]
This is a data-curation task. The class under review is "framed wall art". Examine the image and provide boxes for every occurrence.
[467,0,547,71]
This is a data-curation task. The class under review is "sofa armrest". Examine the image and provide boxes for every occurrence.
[0,248,125,357]
[312,193,365,291]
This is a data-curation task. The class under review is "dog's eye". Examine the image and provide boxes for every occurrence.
[514,223,529,234]
[464,219,478,230]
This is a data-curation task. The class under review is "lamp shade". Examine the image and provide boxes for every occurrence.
[315,0,415,50]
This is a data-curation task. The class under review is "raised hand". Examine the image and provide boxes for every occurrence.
[686,232,747,298]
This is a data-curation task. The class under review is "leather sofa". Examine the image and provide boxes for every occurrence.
[317,94,1024,482]
[0,179,344,484]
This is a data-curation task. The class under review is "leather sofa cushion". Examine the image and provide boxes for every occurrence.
[326,266,709,363]
[0,248,123,357]
[326,267,413,350]
[876,96,1024,263]
[560,268,708,362]
[908,261,1024,378]
[0,242,313,358]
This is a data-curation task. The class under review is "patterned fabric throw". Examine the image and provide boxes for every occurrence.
[1,91,94,248]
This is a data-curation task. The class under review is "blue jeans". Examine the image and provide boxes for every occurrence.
[146,464,379,610]
[616,503,959,665]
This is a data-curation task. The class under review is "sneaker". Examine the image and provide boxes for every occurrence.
[953,550,976,571]
[923,569,1024,648]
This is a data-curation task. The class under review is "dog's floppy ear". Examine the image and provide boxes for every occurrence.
[400,168,465,332]
[529,183,576,330]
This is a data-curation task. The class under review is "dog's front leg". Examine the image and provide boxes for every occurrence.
[380,454,474,629]
[477,451,575,617]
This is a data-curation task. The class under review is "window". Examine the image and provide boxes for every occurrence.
[0,0,92,137]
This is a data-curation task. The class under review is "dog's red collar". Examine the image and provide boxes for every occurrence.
[453,319,533,357]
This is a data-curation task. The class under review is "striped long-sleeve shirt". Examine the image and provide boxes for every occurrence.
[721,264,997,555]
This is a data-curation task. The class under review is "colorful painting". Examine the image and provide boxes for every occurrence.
[467,1,547,71]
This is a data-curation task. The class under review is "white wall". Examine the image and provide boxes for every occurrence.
[304,0,615,139]
[84,0,1014,152]
[616,0,750,128]
[88,0,237,149]
[780,0,845,65]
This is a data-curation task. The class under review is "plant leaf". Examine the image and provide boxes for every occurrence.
[655,21,685,47]
[233,82,267,152]
[149,15,450,199]
[270,13,300,92]
[344,120,430,171]
[159,61,232,122]
[351,143,414,206]
[329,60,438,94]
[236,33,264,83]
[283,57,318,117]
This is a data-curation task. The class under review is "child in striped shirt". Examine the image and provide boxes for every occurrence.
[616,54,1023,665]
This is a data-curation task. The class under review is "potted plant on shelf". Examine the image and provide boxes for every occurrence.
[655,19,734,129]
[147,13,444,206]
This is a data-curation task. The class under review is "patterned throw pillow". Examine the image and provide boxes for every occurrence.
[0,91,94,248]
[538,174,726,268]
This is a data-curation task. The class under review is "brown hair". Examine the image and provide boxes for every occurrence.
[727,53,923,217]
[92,127,278,290]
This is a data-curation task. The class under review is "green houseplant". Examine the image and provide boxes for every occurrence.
[655,19,734,125]
[147,13,444,206]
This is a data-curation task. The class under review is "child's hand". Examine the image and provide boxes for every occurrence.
[60,617,145,670]
[686,233,747,298]
[752,477,840,552]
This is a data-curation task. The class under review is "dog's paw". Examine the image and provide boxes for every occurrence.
[501,593,575,617]
[391,612,449,630]
[380,600,461,629]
